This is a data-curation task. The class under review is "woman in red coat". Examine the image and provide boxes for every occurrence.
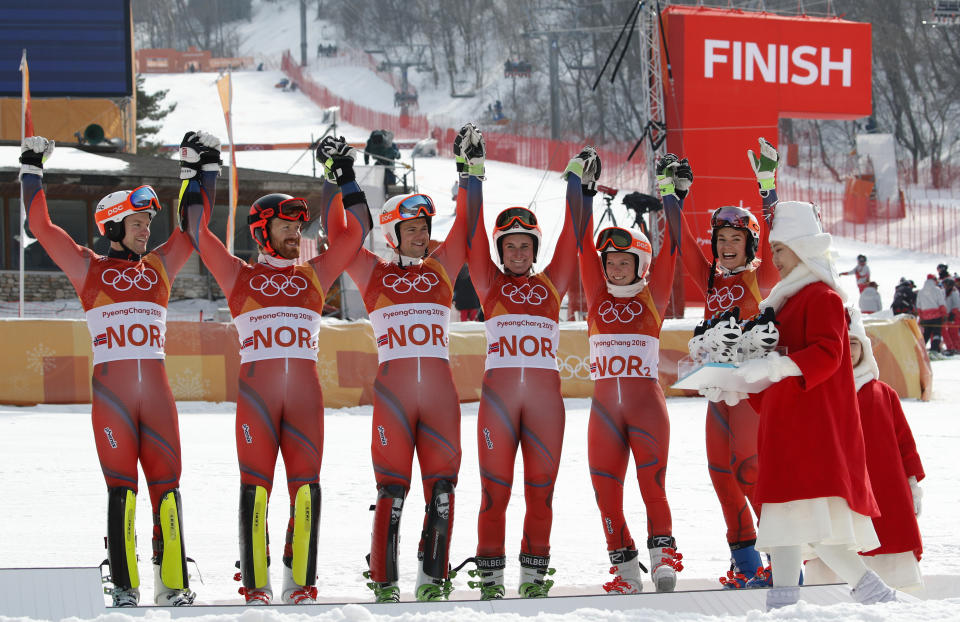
[805,307,925,592]
[731,200,906,610]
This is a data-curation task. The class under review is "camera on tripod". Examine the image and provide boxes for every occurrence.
[622,191,662,231]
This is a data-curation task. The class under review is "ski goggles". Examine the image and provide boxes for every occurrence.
[95,185,161,229]
[257,197,309,222]
[494,207,538,232]
[380,194,436,225]
[711,205,758,232]
[596,227,651,254]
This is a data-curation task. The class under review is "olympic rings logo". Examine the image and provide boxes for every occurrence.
[101,266,159,291]
[706,285,745,312]
[501,282,548,305]
[597,300,645,324]
[382,272,439,294]
[557,355,591,380]
[249,273,309,297]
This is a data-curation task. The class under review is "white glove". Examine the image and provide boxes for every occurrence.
[454,123,485,178]
[699,386,747,406]
[734,352,802,384]
[179,130,222,179]
[564,146,600,184]
[19,136,55,179]
[908,476,922,517]
[747,137,779,192]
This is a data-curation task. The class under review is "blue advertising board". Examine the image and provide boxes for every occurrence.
[0,0,132,97]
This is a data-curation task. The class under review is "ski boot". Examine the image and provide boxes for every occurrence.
[467,556,506,600]
[648,536,683,592]
[719,540,764,589]
[234,562,272,605]
[110,587,140,608]
[518,553,556,598]
[282,564,318,604]
[363,571,400,603]
[415,559,455,601]
[602,547,645,594]
[153,564,196,606]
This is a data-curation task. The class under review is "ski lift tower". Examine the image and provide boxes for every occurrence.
[366,45,429,118]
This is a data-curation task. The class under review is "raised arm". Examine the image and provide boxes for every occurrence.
[19,138,93,289]
[748,138,780,292]
[180,162,244,298]
[546,147,598,296]
[458,126,498,299]
[430,137,476,277]
[657,153,711,289]
[577,199,607,310]
[648,190,681,314]
[153,133,222,278]
[310,138,374,293]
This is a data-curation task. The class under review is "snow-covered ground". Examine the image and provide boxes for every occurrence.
[3,359,959,621]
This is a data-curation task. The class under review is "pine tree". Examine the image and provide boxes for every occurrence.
[136,74,177,154]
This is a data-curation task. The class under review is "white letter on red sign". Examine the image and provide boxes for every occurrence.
[790,45,818,85]
[704,39,729,78]
[820,47,851,87]
[745,42,776,82]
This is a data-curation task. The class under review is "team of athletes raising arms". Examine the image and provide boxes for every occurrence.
[19,123,912,607]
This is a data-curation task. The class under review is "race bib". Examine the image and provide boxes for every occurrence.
[485,314,559,371]
[85,301,167,364]
[589,333,659,380]
[369,303,450,363]
[233,306,322,363]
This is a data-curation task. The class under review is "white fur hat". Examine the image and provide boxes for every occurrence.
[847,306,880,384]
[770,201,846,300]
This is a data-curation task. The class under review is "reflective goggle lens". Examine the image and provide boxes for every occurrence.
[397,194,436,219]
[277,198,309,221]
[596,227,633,251]
[128,185,160,211]
[711,206,753,230]
[495,207,538,231]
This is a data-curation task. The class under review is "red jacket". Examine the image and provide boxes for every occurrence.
[857,379,925,560]
[750,282,879,517]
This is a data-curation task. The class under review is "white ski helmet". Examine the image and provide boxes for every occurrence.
[492,206,542,264]
[95,185,161,242]
[596,226,652,280]
[379,193,435,249]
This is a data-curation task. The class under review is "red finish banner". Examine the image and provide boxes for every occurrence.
[661,7,872,303]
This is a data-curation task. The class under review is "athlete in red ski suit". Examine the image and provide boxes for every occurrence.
[571,161,683,594]
[463,136,584,599]
[181,133,369,605]
[320,131,469,602]
[670,144,779,586]
[21,135,196,607]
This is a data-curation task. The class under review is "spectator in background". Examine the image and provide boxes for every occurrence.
[859,281,882,314]
[891,278,917,316]
[840,254,870,292]
[937,263,950,282]
[916,274,947,354]
[942,278,960,355]
[453,264,482,321]
[365,129,401,190]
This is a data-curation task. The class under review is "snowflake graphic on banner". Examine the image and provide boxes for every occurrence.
[170,370,210,400]
[26,343,57,374]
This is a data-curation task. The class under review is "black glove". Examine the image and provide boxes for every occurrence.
[317,135,357,185]
[179,131,222,179]
[674,158,693,200]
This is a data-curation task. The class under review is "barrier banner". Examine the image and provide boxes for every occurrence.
[1,315,931,406]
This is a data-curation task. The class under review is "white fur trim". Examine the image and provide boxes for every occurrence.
[760,264,820,312]
[848,306,880,391]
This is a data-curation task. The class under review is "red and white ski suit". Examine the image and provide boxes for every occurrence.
[183,173,365,506]
[23,173,193,511]
[577,193,678,551]
[676,191,778,545]
[335,179,467,582]
[465,175,578,558]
